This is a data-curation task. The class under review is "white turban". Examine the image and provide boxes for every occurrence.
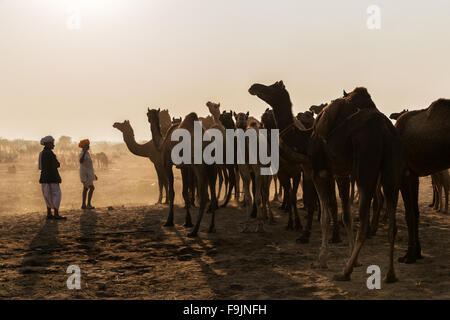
[40,136,55,145]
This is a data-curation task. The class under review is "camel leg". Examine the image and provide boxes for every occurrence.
[334,192,371,281]
[336,176,356,263]
[155,164,164,204]
[381,181,400,283]
[254,172,264,233]
[235,167,241,201]
[369,178,382,237]
[272,176,278,202]
[438,183,443,212]
[350,177,355,204]
[188,167,208,238]
[297,176,317,243]
[429,176,436,208]
[265,176,275,223]
[181,167,193,227]
[399,174,418,263]
[222,167,229,202]
[292,174,302,231]
[334,139,381,281]
[164,166,175,227]
[241,167,253,233]
[207,166,218,233]
[444,182,449,214]
[220,165,235,208]
[250,173,257,218]
[312,174,334,269]
[217,168,223,200]
[329,181,342,244]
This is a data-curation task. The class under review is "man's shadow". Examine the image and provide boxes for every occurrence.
[17,219,60,296]
[80,209,98,261]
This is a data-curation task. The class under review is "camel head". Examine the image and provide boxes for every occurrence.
[219,110,235,129]
[389,109,409,120]
[314,87,376,140]
[261,108,277,129]
[309,103,327,115]
[296,111,315,129]
[113,120,134,135]
[172,117,182,124]
[248,81,291,110]
[206,101,221,118]
[147,108,161,124]
[233,111,249,130]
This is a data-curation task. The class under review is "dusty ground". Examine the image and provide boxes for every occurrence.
[0,155,449,299]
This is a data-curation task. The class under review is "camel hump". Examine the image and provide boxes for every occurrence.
[426,98,450,119]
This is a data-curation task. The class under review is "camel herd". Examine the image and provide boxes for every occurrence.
[113,81,450,283]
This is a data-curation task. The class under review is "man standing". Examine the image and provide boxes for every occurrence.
[79,139,97,209]
[39,136,66,220]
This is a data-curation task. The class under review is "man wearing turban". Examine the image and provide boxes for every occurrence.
[79,139,97,209]
[38,136,66,220]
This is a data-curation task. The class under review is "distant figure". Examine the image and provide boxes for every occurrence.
[79,139,97,209]
[38,136,66,220]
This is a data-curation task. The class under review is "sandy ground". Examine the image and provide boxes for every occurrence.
[0,155,449,299]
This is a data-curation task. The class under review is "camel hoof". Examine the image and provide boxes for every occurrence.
[384,272,398,283]
[187,232,198,238]
[208,226,216,233]
[184,222,193,228]
[329,234,342,244]
[353,261,363,268]
[164,221,174,227]
[333,273,351,281]
[398,252,416,264]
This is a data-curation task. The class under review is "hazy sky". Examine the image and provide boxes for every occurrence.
[0,0,449,142]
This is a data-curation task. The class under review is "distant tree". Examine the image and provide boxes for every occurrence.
[58,136,72,146]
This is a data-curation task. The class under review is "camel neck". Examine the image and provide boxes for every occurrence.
[272,102,295,131]
[122,132,150,158]
[150,120,163,147]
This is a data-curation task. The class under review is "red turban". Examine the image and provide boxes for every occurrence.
[78,139,90,148]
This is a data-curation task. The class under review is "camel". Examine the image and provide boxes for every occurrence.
[153,110,219,237]
[249,81,403,283]
[206,101,235,207]
[234,111,274,232]
[172,117,182,125]
[261,108,305,230]
[296,111,315,128]
[309,103,327,115]
[392,100,450,263]
[159,109,172,137]
[94,152,109,169]
[112,120,168,204]
[199,115,215,130]
[389,109,408,121]
[430,170,449,213]
[217,109,240,207]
